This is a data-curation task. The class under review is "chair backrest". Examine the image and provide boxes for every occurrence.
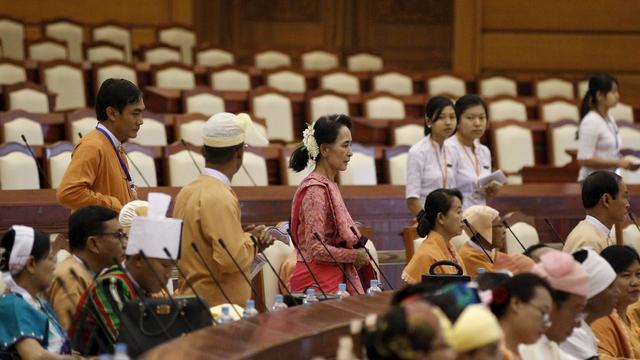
[390,120,425,146]
[372,71,413,96]
[158,25,196,64]
[210,66,251,91]
[505,222,539,254]
[130,112,168,146]
[122,143,158,187]
[384,146,410,185]
[610,102,635,123]
[488,97,527,122]
[426,74,466,97]
[195,46,234,67]
[40,61,86,111]
[320,71,360,95]
[45,141,73,189]
[43,18,84,62]
[0,111,44,145]
[492,122,535,184]
[175,113,207,146]
[182,89,225,116]
[540,99,580,122]
[245,119,270,147]
[260,241,293,308]
[265,68,306,93]
[548,120,579,167]
[254,49,291,69]
[301,49,339,71]
[619,123,640,150]
[84,41,126,63]
[67,108,98,144]
[535,78,575,100]
[577,79,589,99]
[0,17,25,60]
[232,150,269,186]
[0,59,27,86]
[347,52,383,72]
[307,91,350,123]
[6,82,50,113]
[142,43,182,65]
[251,88,294,142]
[339,144,377,185]
[92,23,132,61]
[152,62,196,90]
[363,93,406,120]
[0,143,39,189]
[479,76,518,97]
[280,147,312,185]
[94,60,137,91]
[165,144,205,187]
[27,38,68,61]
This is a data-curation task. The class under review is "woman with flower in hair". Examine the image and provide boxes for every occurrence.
[288,114,372,295]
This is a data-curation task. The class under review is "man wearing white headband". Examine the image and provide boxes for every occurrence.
[70,193,181,355]
[0,225,73,358]
[173,112,274,307]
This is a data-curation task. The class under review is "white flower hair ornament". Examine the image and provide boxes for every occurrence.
[302,122,320,161]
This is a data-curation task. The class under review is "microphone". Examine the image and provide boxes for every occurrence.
[462,219,494,263]
[21,134,51,188]
[217,238,269,312]
[313,232,361,294]
[502,220,526,251]
[78,132,83,139]
[181,139,202,174]
[629,213,640,234]
[241,164,258,186]
[349,226,394,290]
[544,218,565,245]
[189,242,243,319]
[286,228,329,299]
[161,247,215,324]
[123,150,151,187]
[250,235,293,297]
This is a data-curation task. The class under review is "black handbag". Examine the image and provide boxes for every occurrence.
[116,295,212,357]
[420,260,470,292]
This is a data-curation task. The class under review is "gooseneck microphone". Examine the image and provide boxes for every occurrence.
[123,151,151,187]
[241,164,258,186]
[544,218,565,245]
[629,213,640,234]
[349,226,394,290]
[189,243,243,319]
[250,235,293,297]
[217,238,269,312]
[287,228,328,298]
[313,232,361,295]
[502,220,526,251]
[21,134,51,188]
[462,219,494,263]
[181,139,202,174]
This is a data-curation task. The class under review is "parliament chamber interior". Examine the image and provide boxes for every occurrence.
[1,0,640,359]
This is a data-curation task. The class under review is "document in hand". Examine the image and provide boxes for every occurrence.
[477,170,507,195]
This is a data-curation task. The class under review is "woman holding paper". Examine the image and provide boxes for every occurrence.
[445,94,501,209]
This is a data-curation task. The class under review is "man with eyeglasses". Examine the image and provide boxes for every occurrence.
[47,205,125,331]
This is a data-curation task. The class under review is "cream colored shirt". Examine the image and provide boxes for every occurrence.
[445,136,492,209]
[577,110,621,181]
[406,135,457,205]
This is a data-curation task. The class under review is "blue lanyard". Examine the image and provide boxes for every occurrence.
[95,127,135,190]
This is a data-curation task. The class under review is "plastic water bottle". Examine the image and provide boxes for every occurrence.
[336,283,350,299]
[218,305,234,324]
[271,294,288,311]
[336,336,354,360]
[98,354,113,360]
[367,279,383,295]
[113,343,130,360]
[303,288,319,304]
[242,299,259,319]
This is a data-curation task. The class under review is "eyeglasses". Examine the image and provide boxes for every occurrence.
[529,303,552,328]
[93,229,128,241]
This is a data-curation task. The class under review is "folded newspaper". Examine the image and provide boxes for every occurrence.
[476,170,507,196]
[249,222,291,279]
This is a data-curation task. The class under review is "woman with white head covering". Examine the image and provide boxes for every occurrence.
[0,226,74,359]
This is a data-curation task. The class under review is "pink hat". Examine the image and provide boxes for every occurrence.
[532,249,590,297]
[463,205,499,244]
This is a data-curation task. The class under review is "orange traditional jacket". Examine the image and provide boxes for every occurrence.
[458,241,495,276]
[592,310,640,359]
[402,231,466,284]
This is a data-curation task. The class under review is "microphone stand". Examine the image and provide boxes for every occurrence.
[462,219,494,263]
[313,232,361,295]
[181,139,202,174]
[502,220,527,251]
[544,218,565,245]
[349,226,394,290]
[287,228,328,299]
[250,236,293,297]
[21,134,51,188]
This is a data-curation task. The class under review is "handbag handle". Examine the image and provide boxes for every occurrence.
[429,260,464,275]
[136,301,186,337]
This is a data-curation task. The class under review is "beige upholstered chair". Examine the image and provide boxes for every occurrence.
[281,147,312,185]
[539,99,580,123]
[195,46,234,67]
[488,96,528,122]
[577,80,589,99]
[505,222,539,254]
[363,93,406,120]
[245,119,270,147]
[300,49,339,71]
[265,68,306,93]
[372,71,413,96]
[426,74,466,97]
[385,146,410,185]
[130,112,168,146]
[390,120,424,146]
[91,23,132,61]
[254,49,291,69]
[67,108,98,144]
[93,60,137,91]
[260,240,293,308]
[548,120,579,167]
[0,110,45,145]
[182,88,225,116]
[158,25,196,64]
[152,62,196,90]
[6,82,50,113]
[491,121,535,184]
[40,61,86,111]
[339,144,377,185]
[27,38,68,61]
[43,18,84,62]
[319,71,360,95]
[174,113,207,146]
[165,142,205,187]
[141,43,181,65]
[535,78,575,100]
[307,90,350,124]
[610,102,635,123]
[84,41,126,63]
[0,17,25,60]
[347,52,383,72]
[122,143,158,187]
[231,150,269,186]
[45,141,73,189]
[0,59,27,85]
[0,143,40,189]
[250,88,294,142]
[619,124,640,150]
[210,66,251,92]
[479,76,518,98]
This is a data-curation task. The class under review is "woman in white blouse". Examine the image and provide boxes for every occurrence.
[577,73,638,181]
[406,96,458,217]
[446,94,499,209]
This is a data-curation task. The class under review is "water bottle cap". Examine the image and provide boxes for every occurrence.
[114,342,127,353]
[275,294,283,302]
[338,283,347,291]
[306,288,315,296]
[222,305,229,314]
[477,267,485,274]
[370,279,379,287]
[246,299,255,308]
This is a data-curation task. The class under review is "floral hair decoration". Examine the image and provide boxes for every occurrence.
[302,121,320,161]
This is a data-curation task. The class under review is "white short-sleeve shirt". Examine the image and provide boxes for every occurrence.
[445,135,492,209]
[577,110,621,181]
[405,135,457,206]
